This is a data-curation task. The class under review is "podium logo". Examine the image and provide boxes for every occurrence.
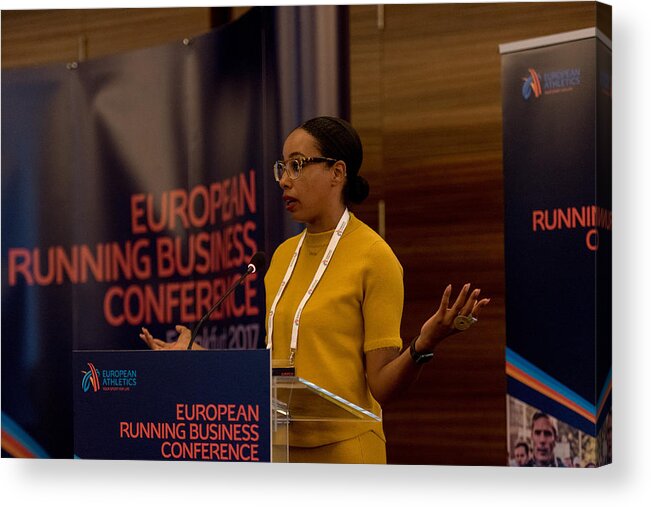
[522,68,543,100]
[81,363,101,393]
[80,363,138,392]
[522,67,582,100]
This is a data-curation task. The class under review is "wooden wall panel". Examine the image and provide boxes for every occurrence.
[349,4,384,232]
[1,8,214,69]
[350,2,599,465]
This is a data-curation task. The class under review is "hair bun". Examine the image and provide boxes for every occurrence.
[346,175,369,204]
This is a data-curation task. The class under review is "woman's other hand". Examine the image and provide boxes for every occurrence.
[139,325,193,351]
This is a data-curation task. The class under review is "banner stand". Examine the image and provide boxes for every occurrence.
[500,27,612,467]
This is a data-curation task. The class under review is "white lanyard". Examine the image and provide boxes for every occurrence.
[267,209,350,365]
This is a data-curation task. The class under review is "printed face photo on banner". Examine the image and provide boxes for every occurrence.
[1,3,610,466]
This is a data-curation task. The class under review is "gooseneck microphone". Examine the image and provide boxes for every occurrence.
[186,251,266,350]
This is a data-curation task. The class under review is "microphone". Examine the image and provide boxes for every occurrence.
[186,251,266,350]
[246,251,266,275]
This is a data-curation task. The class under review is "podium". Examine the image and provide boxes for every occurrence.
[73,350,380,462]
[271,360,381,462]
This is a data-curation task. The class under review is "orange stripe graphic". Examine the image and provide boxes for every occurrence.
[1,430,37,458]
[597,382,612,419]
[506,363,595,423]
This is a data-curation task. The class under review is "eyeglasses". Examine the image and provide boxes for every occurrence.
[273,157,337,182]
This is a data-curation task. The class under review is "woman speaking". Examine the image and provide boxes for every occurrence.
[141,116,489,464]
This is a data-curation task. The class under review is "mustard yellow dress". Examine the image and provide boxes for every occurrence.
[264,213,404,464]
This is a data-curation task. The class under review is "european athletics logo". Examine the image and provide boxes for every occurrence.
[522,68,542,100]
[522,67,582,100]
[81,364,138,392]
[81,363,100,393]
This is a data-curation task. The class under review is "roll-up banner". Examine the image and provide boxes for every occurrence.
[2,6,346,459]
[500,28,612,467]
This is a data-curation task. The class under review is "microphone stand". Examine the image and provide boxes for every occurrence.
[186,265,255,350]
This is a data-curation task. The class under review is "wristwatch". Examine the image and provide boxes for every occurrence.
[409,335,434,365]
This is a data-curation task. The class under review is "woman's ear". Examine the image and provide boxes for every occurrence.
[331,160,347,186]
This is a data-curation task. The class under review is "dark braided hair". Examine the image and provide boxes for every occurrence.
[299,116,369,205]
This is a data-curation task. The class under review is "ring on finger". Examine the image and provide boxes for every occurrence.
[453,313,478,331]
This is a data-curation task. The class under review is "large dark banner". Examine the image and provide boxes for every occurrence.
[2,7,347,459]
[501,29,611,466]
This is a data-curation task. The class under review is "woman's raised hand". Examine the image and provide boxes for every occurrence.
[418,283,490,351]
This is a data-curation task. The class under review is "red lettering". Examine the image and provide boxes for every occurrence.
[194,233,211,275]
[104,286,125,326]
[532,210,544,231]
[211,278,226,320]
[188,184,209,228]
[175,236,194,277]
[127,175,257,234]
[166,283,180,323]
[124,285,144,325]
[196,279,212,319]
[8,248,34,286]
[189,424,199,440]
[56,246,78,284]
[179,281,195,322]
[573,207,587,228]
[209,182,222,225]
[244,274,259,316]
[557,208,571,229]
[211,231,226,271]
[144,284,165,323]
[132,239,152,280]
[544,210,557,230]
[147,192,167,233]
[80,244,104,283]
[131,194,146,234]
[102,275,260,327]
[243,220,257,257]
[169,189,189,230]
[157,237,175,277]
[161,441,172,459]
[33,248,55,285]
[231,223,244,266]
[586,228,599,251]
[111,242,132,281]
